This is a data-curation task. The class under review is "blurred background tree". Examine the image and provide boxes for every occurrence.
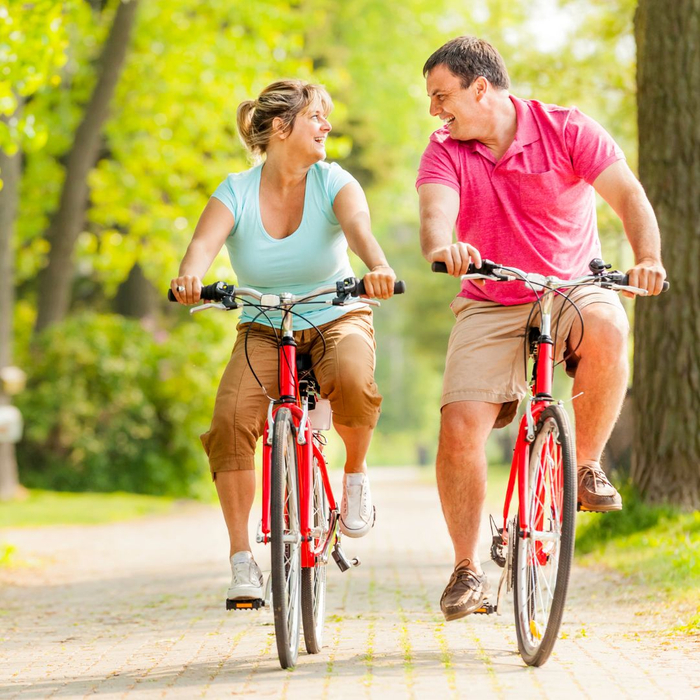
[2,0,692,506]
[632,0,699,508]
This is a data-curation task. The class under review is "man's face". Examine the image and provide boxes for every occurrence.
[426,64,480,141]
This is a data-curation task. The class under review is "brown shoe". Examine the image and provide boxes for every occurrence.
[439,559,490,621]
[577,463,622,512]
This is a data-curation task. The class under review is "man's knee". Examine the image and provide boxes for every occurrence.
[576,305,629,361]
[439,402,499,455]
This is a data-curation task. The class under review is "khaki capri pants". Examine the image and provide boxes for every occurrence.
[201,308,382,475]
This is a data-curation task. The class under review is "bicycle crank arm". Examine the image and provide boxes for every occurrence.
[331,542,360,572]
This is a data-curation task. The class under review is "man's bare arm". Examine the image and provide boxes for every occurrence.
[419,183,481,277]
[593,160,666,296]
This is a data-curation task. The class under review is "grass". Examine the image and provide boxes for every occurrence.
[576,486,700,632]
[0,489,176,528]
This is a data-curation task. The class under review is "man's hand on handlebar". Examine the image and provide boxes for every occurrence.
[361,265,397,299]
[624,258,667,298]
[170,275,202,305]
[428,242,485,284]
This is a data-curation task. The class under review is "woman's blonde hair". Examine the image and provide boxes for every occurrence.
[236,79,333,159]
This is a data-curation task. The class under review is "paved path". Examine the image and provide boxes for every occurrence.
[1,468,698,699]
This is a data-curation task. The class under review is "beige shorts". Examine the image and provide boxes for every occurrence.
[201,308,382,474]
[442,287,625,428]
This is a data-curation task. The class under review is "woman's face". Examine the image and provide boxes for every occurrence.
[283,98,332,163]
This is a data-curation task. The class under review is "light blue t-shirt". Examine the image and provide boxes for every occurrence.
[212,161,358,330]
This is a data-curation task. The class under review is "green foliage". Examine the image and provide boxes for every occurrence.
[0,489,176,528]
[673,613,700,636]
[15,312,233,497]
[576,485,700,601]
[0,0,85,158]
[0,543,15,567]
[5,0,647,492]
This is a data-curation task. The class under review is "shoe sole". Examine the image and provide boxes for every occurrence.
[339,506,376,538]
[442,596,487,621]
[577,502,623,513]
[227,586,264,599]
[441,579,491,621]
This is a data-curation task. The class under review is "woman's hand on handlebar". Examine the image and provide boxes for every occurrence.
[361,264,397,299]
[170,275,202,305]
[429,242,484,283]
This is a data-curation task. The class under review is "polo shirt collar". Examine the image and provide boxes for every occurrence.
[465,94,540,162]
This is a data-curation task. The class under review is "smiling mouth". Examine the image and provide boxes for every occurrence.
[444,116,455,126]
[314,137,326,143]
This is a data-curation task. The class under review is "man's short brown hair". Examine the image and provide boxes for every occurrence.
[423,36,510,90]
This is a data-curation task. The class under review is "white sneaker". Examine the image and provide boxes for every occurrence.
[339,472,375,538]
[227,551,264,600]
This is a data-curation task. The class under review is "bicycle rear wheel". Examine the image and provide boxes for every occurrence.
[270,408,302,669]
[302,451,330,653]
[513,404,576,666]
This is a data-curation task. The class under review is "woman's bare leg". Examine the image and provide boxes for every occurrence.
[215,470,256,555]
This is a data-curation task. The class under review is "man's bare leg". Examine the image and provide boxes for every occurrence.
[568,303,629,510]
[569,304,629,463]
[437,401,501,572]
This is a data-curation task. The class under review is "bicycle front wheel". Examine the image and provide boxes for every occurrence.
[270,408,302,669]
[301,451,330,653]
[513,404,576,666]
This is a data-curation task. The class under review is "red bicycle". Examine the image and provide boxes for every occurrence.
[433,258,667,666]
[174,276,404,668]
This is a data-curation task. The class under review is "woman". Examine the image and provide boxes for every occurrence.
[171,79,396,602]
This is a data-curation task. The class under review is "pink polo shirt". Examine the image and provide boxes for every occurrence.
[416,96,625,305]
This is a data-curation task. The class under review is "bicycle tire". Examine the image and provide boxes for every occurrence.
[513,404,576,666]
[270,408,302,669]
[301,453,330,653]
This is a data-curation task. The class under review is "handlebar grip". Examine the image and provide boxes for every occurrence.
[200,283,225,300]
[168,282,228,303]
[620,275,670,292]
[431,261,481,275]
[355,279,406,296]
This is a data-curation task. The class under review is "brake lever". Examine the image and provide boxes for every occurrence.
[330,298,381,307]
[608,284,648,296]
[461,272,508,282]
[190,302,229,313]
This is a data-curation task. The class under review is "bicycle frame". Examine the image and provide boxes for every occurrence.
[258,304,338,569]
[501,291,557,539]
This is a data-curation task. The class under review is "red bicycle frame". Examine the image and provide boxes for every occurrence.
[501,292,558,541]
[259,314,337,569]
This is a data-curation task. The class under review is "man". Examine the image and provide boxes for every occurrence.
[416,36,665,622]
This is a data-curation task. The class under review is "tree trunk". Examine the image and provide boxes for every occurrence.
[0,112,22,500]
[34,0,140,335]
[114,263,157,319]
[632,0,700,508]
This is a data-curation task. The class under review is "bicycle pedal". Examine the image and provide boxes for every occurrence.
[474,600,497,615]
[331,543,360,573]
[577,502,603,513]
[226,598,265,611]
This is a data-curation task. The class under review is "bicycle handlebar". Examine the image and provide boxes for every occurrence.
[431,260,670,293]
[168,277,406,303]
